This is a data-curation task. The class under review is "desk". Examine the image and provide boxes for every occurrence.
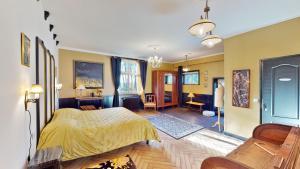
[186,101,205,112]
[75,97,104,109]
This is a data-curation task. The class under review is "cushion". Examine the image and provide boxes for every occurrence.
[203,111,215,117]
[144,103,156,106]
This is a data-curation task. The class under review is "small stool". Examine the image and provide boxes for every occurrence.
[28,146,62,169]
[203,110,216,117]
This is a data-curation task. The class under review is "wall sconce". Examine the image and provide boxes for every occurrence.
[25,84,43,111]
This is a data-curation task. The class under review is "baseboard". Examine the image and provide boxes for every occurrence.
[223,131,248,141]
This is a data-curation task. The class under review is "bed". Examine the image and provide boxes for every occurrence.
[37,107,160,161]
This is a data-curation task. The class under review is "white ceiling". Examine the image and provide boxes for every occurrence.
[42,0,300,62]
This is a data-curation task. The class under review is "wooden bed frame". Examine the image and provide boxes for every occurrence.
[35,37,56,145]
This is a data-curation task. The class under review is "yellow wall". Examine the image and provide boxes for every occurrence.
[59,49,114,97]
[224,17,300,138]
[173,54,224,95]
[59,49,173,97]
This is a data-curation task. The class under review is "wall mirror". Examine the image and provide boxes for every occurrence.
[164,74,173,104]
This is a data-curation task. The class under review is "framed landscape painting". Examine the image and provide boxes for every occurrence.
[73,61,104,89]
[232,69,250,108]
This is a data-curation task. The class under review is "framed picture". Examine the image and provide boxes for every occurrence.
[232,69,250,108]
[21,32,30,67]
[73,60,104,89]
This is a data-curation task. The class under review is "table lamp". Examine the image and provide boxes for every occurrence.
[213,84,224,132]
[56,83,63,98]
[56,83,62,90]
[188,92,195,102]
[76,85,86,97]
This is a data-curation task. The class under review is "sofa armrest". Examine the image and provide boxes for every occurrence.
[201,157,252,169]
[252,123,291,145]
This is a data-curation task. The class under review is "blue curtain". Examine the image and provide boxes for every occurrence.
[139,60,148,90]
[178,66,183,107]
[111,57,122,107]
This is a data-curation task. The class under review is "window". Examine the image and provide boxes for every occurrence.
[183,71,200,85]
[119,59,140,94]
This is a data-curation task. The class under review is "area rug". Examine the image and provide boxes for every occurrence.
[148,114,204,139]
[84,155,136,169]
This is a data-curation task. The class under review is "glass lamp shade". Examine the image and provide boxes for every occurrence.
[201,34,222,48]
[148,55,162,68]
[188,19,216,37]
[30,84,43,94]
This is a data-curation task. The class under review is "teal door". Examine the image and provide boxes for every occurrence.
[261,55,300,126]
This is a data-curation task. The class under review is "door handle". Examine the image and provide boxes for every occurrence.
[262,99,267,111]
[263,103,267,111]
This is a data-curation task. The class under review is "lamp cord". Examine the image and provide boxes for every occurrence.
[26,110,32,162]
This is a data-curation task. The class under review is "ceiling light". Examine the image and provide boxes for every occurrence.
[148,46,162,68]
[189,0,215,37]
[201,32,222,48]
[189,18,215,38]
[183,54,190,72]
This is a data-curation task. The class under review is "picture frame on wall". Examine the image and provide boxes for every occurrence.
[232,69,250,108]
[21,32,30,67]
[73,60,104,89]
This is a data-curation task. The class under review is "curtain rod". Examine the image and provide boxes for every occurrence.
[174,59,223,68]
[112,56,147,62]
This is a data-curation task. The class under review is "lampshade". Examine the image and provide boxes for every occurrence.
[201,34,222,48]
[76,85,86,90]
[188,92,195,98]
[188,18,215,37]
[214,86,224,107]
[30,84,43,94]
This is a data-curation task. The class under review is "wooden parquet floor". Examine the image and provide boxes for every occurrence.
[62,110,243,169]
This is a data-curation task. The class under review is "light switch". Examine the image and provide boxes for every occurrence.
[253,98,259,103]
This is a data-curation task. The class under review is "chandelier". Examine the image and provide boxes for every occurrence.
[188,0,222,48]
[148,47,162,68]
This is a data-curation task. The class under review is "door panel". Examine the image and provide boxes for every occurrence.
[261,55,300,127]
[272,64,299,119]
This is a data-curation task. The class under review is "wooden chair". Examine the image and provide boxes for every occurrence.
[143,94,157,111]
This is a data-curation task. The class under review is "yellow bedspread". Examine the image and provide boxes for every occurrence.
[37,107,160,161]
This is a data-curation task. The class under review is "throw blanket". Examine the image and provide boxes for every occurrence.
[37,107,159,161]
